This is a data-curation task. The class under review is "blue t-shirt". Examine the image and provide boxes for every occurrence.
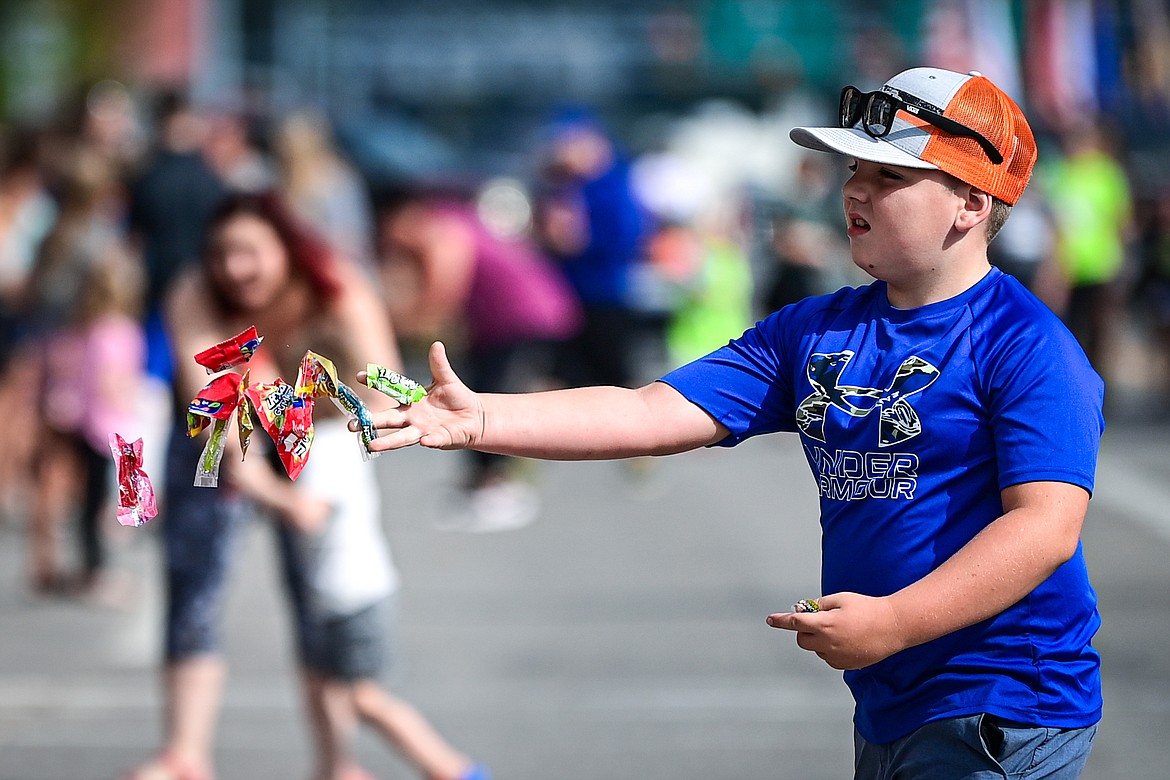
[660,267,1104,744]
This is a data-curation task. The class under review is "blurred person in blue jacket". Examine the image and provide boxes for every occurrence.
[533,111,654,389]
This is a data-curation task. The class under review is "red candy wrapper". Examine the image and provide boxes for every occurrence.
[244,379,315,480]
[108,433,158,527]
[193,325,264,374]
[187,373,248,488]
[186,372,244,438]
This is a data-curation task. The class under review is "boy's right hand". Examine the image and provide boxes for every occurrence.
[360,341,484,453]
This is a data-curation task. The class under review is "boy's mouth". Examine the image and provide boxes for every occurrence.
[847,215,870,237]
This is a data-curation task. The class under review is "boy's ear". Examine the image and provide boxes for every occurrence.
[954,186,993,234]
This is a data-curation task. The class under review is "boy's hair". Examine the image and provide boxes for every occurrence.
[986,199,1012,243]
[790,68,1036,206]
[940,171,1012,243]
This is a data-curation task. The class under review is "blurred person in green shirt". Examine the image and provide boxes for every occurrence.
[1042,122,1134,384]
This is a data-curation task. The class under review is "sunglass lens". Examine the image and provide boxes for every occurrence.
[864,94,895,137]
[839,87,861,128]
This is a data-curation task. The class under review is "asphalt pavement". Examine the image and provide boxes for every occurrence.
[0,402,1167,779]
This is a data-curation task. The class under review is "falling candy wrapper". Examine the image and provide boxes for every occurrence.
[237,370,255,458]
[245,379,315,480]
[187,373,246,488]
[193,325,264,374]
[187,372,243,438]
[297,351,379,460]
[365,363,427,405]
[195,418,233,488]
[108,433,158,527]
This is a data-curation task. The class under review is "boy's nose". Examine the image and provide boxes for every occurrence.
[841,175,867,204]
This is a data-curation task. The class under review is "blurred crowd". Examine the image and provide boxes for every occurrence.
[0,81,753,603]
[1,4,1169,778]
[0,68,1165,603]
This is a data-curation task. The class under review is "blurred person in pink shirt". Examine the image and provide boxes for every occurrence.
[376,185,581,531]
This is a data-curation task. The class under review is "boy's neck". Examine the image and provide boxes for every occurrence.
[884,257,992,310]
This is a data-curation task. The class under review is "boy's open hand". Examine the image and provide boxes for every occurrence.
[360,341,484,453]
[766,592,907,670]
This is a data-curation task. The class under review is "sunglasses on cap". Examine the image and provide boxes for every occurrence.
[839,85,1004,165]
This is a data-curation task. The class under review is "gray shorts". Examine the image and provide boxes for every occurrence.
[854,714,1097,780]
[300,594,399,682]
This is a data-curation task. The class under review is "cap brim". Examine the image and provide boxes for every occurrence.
[789,126,939,170]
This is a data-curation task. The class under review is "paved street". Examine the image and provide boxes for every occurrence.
[0,405,1167,779]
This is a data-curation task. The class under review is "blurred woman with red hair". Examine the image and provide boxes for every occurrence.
[126,192,486,780]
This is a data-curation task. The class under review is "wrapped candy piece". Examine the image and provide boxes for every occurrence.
[187,373,246,487]
[273,397,314,480]
[296,350,340,397]
[193,325,264,374]
[108,433,158,527]
[195,417,232,488]
[186,372,244,438]
[334,382,379,460]
[297,351,379,459]
[793,599,821,613]
[245,379,315,480]
[365,363,427,405]
[237,370,255,459]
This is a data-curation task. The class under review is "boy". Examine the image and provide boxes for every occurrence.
[361,68,1103,779]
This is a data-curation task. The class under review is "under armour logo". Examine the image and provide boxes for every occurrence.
[795,351,939,446]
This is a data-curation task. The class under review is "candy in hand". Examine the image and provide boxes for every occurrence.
[365,363,426,405]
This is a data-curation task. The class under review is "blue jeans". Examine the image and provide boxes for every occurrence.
[854,714,1097,779]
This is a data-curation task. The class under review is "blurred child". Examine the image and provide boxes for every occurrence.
[42,254,145,599]
[25,147,144,598]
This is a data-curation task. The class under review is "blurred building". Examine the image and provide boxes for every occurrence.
[4,1,1170,194]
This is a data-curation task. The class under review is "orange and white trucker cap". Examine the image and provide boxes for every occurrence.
[790,67,1037,205]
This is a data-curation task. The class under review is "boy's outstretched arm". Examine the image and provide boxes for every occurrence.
[363,341,729,459]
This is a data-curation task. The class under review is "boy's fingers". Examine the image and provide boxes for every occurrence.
[428,341,458,385]
[766,612,804,631]
[353,408,408,432]
[366,427,423,452]
[766,594,830,629]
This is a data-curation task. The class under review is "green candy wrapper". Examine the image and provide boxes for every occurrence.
[195,417,232,488]
[365,363,426,405]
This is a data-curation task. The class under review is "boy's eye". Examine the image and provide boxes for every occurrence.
[847,162,858,172]
[879,168,903,180]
